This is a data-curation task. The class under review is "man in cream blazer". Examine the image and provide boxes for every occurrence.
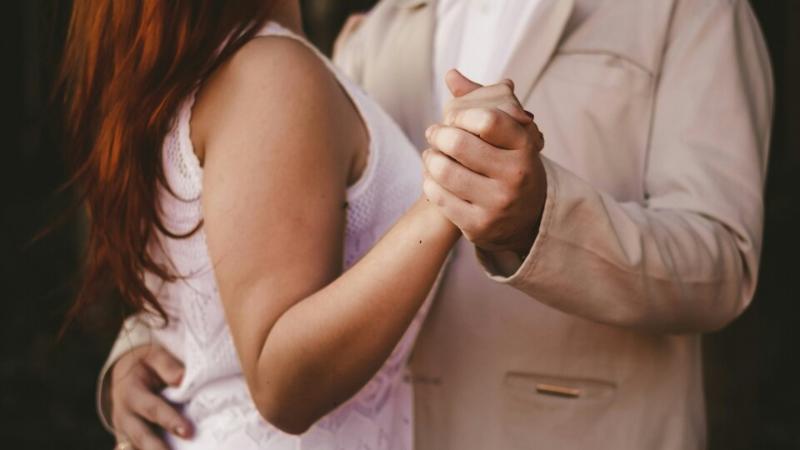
[100,0,772,449]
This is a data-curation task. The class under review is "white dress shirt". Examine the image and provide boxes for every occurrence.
[434,0,542,113]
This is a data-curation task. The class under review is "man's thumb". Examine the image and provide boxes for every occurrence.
[446,69,482,97]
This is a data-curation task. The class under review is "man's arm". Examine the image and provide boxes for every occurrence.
[96,315,152,433]
[427,0,773,332]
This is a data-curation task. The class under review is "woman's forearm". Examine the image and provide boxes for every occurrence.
[252,197,459,433]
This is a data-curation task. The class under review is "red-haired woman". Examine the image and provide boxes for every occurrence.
[60,1,528,449]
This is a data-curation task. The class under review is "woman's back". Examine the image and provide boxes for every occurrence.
[147,22,430,450]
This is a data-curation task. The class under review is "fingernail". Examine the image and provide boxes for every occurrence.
[175,425,187,437]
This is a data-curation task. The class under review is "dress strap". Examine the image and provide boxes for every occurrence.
[253,21,381,200]
[163,92,203,202]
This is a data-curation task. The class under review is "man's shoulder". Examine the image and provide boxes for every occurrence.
[334,0,415,80]
[670,0,750,29]
[350,0,420,39]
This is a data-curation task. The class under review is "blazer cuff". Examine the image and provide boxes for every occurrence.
[477,156,559,282]
[96,316,154,435]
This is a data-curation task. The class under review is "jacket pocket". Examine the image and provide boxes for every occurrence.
[408,373,447,450]
[547,51,654,93]
[533,51,655,199]
[501,372,618,448]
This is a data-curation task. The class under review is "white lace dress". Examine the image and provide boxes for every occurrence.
[144,22,431,450]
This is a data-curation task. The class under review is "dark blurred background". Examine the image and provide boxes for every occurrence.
[1,1,797,448]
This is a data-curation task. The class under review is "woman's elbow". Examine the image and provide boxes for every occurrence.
[267,415,314,436]
[254,394,316,435]
[249,356,331,434]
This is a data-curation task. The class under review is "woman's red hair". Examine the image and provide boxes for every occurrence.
[59,1,274,324]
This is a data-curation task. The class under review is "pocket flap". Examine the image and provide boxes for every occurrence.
[504,372,617,401]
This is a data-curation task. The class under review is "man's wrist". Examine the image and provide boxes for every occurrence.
[513,213,543,259]
[476,199,545,276]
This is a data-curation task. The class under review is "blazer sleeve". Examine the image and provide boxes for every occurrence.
[332,12,368,85]
[479,0,774,333]
[96,314,154,434]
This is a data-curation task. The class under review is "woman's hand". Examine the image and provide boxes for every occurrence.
[422,70,546,256]
[109,344,192,450]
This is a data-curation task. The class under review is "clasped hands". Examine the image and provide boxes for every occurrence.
[423,70,547,257]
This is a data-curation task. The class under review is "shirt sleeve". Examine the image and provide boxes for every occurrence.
[479,0,773,333]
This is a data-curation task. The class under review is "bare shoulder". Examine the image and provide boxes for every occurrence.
[191,34,361,164]
[224,35,335,98]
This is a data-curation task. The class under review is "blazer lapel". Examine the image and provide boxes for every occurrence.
[384,0,573,146]
[503,0,575,102]
[388,0,437,149]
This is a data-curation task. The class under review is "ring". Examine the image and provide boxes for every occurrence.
[115,441,134,450]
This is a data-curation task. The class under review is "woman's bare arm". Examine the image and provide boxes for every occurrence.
[196,37,459,434]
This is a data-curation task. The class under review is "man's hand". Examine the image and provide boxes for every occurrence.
[110,344,192,450]
[422,70,546,256]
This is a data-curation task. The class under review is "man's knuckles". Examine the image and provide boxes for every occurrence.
[492,186,516,213]
[503,164,530,192]
[476,109,504,135]
[467,207,500,238]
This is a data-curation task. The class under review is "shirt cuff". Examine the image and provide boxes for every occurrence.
[476,156,559,283]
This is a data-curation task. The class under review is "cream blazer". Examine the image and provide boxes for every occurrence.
[98,0,773,448]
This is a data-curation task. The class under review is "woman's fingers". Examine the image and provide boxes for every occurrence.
[495,102,532,125]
